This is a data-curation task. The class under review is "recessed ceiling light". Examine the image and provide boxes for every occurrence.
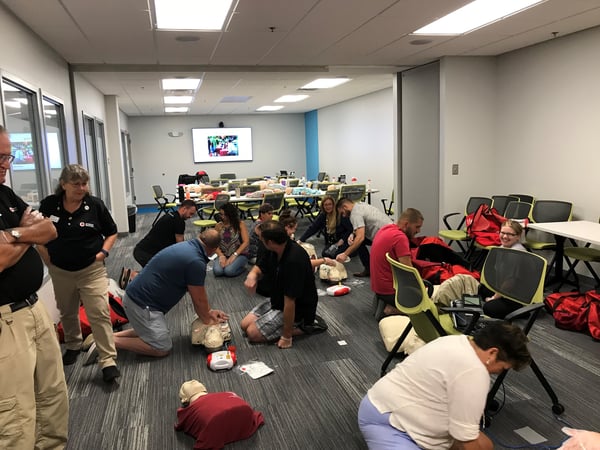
[274,95,309,103]
[164,96,194,104]
[256,106,284,112]
[413,0,545,35]
[154,0,234,31]
[300,78,351,89]
[161,78,201,90]
[165,106,189,113]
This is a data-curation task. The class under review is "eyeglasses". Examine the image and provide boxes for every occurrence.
[499,231,518,237]
[0,154,15,163]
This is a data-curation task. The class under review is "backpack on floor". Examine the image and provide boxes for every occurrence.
[56,293,129,343]
[544,291,590,333]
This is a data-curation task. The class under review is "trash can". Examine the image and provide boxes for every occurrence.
[127,205,137,233]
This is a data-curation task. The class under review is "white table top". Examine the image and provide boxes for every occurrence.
[528,220,600,246]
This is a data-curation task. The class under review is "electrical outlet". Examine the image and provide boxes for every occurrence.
[452,164,459,175]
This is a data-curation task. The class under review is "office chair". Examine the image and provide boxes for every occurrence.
[480,247,564,419]
[439,197,492,253]
[491,195,519,216]
[246,176,264,184]
[523,200,573,278]
[381,189,394,216]
[246,192,285,221]
[219,173,236,180]
[380,253,482,377]
[340,184,366,203]
[509,194,535,205]
[560,217,600,289]
[239,184,260,196]
[317,172,327,182]
[199,193,231,221]
[152,185,177,226]
[504,201,532,220]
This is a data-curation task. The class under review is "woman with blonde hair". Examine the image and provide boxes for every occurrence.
[481,219,527,318]
[38,164,120,383]
[298,195,353,259]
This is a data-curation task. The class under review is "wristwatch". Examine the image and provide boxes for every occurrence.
[10,229,21,240]
[233,251,239,256]
[100,249,109,258]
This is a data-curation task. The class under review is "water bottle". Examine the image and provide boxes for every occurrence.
[367,179,371,191]
[300,175,306,186]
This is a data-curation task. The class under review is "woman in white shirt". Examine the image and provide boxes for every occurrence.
[358,322,530,450]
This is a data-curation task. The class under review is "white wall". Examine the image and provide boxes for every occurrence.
[318,89,394,209]
[495,27,600,221]
[128,114,306,205]
[439,56,497,225]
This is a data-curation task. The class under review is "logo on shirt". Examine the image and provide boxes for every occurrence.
[80,222,95,228]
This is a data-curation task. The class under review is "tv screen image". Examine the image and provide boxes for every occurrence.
[192,127,253,163]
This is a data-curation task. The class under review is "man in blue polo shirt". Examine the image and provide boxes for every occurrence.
[114,228,228,357]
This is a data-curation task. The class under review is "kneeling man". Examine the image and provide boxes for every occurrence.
[242,221,322,349]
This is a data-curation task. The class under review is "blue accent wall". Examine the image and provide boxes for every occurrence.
[304,110,319,180]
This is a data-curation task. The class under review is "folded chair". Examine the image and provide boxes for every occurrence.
[381,190,394,216]
[380,253,482,377]
[152,185,177,226]
[480,247,564,419]
[439,196,492,253]
[523,200,573,279]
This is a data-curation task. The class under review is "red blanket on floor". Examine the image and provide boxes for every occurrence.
[174,392,264,450]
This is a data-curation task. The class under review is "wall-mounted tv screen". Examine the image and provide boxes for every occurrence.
[192,127,253,163]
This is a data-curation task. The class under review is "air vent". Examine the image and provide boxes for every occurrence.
[220,96,252,103]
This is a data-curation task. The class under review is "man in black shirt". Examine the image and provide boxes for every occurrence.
[242,221,323,349]
[133,199,197,267]
[0,126,69,448]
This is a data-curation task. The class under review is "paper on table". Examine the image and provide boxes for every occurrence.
[239,361,274,379]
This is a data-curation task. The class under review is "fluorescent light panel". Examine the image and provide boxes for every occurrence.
[301,78,351,89]
[274,95,309,103]
[165,106,189,113]
[161,78,201,90]
[256,106,284,112]
[154,0,233,31]
[164,96,193,104]
[413,0,545,35]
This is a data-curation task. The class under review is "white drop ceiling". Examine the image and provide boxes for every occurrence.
[3,0,600,116]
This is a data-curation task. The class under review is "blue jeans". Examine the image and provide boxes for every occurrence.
[358,396,420,450]
[213,255,248,277]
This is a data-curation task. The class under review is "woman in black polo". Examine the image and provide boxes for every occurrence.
[38,164,120,383]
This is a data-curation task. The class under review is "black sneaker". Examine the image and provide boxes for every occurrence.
[62,349,80,366]
[102,365,121,383]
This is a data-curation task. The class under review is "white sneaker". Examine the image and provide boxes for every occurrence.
[82,342,98,366]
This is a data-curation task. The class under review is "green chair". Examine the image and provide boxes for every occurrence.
[560,217,600,289]
[480,247,563,419]
[152,185,177,226]
[380,252,482,377]
[199,192,230,221]
[504,201,532,220]
[509,193,535,204]
[340,184,366,202]
[439,197,492,253]
[491,195,519,216]
[524,200,573,277]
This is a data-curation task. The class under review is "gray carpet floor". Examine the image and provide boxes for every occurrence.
[61,210,600,450]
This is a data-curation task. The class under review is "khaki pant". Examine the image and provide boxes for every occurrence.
[49,261,117,369]
[0,300,69,450]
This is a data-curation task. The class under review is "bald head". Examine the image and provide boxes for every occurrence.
[199,228,221,254]
[397,208,424,239]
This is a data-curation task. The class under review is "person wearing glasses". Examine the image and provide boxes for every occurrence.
[0,126,68,449]
[481,219,527,318]
[37,164,121,383]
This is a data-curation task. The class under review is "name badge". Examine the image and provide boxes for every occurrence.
[49,215,59,223]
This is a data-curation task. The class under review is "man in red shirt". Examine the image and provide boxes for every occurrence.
[370,208,424,316]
